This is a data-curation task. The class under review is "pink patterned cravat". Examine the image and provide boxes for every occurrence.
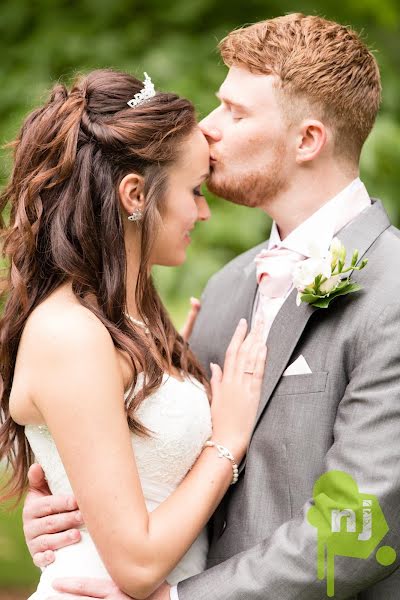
[254,246,305,339]
[255,247,305,298]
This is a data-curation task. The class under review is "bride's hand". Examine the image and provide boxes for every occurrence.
[179,297,201,342]
[209,318,267,463]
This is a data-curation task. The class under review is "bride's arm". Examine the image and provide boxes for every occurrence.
[26,308,264,599]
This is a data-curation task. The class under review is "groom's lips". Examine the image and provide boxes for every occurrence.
[210,157,218,170]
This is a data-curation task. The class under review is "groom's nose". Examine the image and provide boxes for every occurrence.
[199,114,222,142]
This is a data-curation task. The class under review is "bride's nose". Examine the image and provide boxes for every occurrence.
[196,196,211,222]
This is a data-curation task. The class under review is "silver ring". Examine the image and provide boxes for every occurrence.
[244,370,255,375]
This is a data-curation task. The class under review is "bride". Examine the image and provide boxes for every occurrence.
[0,69,266,598]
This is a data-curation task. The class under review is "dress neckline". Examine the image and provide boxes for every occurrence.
[24,373,204,429]
[124,371,191,400]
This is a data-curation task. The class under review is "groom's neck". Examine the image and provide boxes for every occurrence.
[263,164,359,240]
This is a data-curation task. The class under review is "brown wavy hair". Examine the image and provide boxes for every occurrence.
[0,68,209,502]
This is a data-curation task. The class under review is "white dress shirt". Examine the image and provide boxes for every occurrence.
[170,177,371,600]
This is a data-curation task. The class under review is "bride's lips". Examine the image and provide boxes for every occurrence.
[184,227,194,243]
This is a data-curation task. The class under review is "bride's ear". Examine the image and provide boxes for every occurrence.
[118,173,145,217]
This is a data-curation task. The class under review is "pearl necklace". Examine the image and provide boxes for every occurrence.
[124,312,150,335]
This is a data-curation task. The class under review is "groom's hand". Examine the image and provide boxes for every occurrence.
[51,578,171,600]
[23,463,83,567]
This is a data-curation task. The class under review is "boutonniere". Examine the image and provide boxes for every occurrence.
[293,238,368,309]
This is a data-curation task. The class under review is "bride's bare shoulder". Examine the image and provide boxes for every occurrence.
[23,283,107,346]
[10,284,116,424]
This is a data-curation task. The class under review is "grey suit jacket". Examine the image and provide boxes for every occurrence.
[178,200,400,599]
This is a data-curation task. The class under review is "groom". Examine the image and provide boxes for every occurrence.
[23,13,400,599]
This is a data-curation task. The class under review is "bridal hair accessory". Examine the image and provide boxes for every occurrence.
[203,440,239,485]
[127,208,143,222]
[127,72,156,108]
[293,237,368,309]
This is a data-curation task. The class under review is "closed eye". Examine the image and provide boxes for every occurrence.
[193,186,204,197]
[216,93,247,119]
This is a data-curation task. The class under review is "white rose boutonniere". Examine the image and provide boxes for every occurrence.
[293,238,368,308]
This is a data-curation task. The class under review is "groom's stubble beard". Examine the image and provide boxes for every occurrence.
[206,138,290,209]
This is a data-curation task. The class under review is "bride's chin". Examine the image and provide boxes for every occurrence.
[155,254,187,268]
[171,254,187,267]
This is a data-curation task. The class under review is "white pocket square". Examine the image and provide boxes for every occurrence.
[283,355,312,376]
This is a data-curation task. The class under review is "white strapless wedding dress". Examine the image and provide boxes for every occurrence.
[25,372,212,598]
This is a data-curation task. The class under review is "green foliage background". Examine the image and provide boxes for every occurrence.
[0,0,399,591]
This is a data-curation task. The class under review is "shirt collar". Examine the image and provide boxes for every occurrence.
[268,178,371,257]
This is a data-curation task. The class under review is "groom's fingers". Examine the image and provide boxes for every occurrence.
[27,463,50,495]
[25,508,83,540]
[29,528,81,559]
[33,549,55,568]
[24,493,78,519]
[23,493,82,560]
[52,577,119,598]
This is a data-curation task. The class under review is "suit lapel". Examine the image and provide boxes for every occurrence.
[214,253,261,361]
[335,198,391,273]
[250,290,318,433]
[231,268,259,333]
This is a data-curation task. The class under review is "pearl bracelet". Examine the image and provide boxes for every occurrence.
[203,440,239,485]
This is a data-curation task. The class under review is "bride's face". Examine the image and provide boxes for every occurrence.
[150,127,211,267]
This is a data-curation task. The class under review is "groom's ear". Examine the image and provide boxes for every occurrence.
[295,119,328,164]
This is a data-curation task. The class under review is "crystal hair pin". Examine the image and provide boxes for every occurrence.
[127,72,156,108]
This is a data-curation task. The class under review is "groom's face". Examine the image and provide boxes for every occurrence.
[200,66,292,209]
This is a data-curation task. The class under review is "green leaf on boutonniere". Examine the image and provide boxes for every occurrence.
[300,281,363,309]
[300,293,323,304]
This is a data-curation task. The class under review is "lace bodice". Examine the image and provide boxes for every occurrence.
[25,372,212,596]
